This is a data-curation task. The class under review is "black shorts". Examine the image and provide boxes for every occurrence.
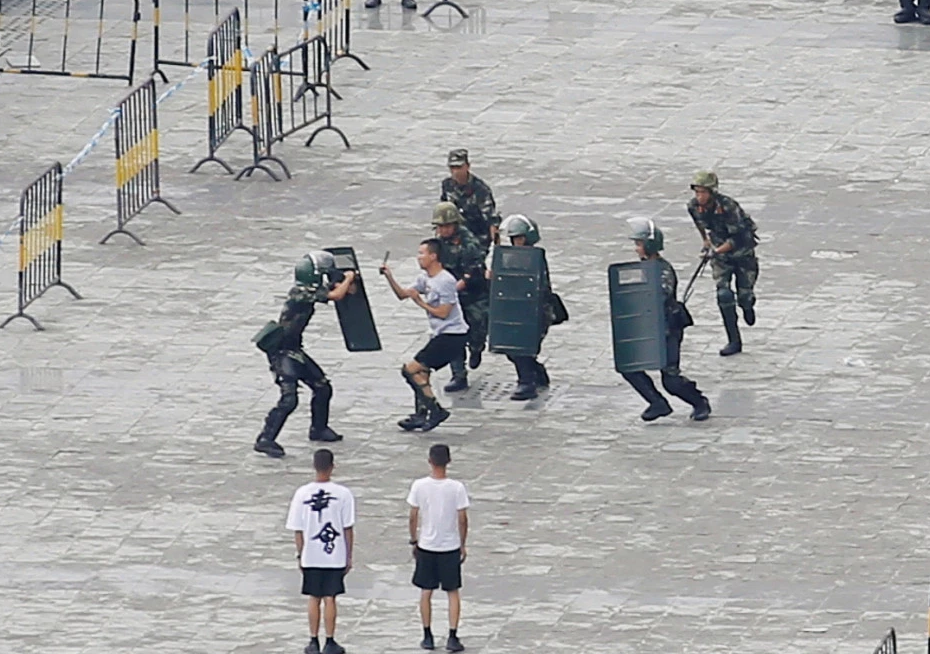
[412,548,462,591]
[301,567,346,597]
[415,333,468,371]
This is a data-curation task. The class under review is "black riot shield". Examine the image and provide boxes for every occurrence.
[608,260,667,372]
[488,245,547,357]
[324,247,382,352]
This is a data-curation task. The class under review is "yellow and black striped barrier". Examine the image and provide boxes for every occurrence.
[100,77,181,246]
[235,47,289,181]
[190,8,252,175]
[315,0,368,72]
[0,0,140,85]
[1,163,82,332]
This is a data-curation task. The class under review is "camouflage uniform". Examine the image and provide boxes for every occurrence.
[687,193,759,313]
[441,173,501,252]
[438,224,489,378]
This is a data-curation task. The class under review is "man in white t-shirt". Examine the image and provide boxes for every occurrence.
[407,444,470,652]
[381,238,470,433]
[286,449,356,654]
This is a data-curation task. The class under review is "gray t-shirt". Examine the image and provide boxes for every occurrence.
[412,269,469,337]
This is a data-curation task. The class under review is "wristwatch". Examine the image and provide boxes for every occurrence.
[409,538,418,545]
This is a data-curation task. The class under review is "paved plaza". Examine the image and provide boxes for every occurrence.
[2,0,930,652]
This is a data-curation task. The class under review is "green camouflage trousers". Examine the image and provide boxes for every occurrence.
[712,254,759,309]
[462,297,489,353]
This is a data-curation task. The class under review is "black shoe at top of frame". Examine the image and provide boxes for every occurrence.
[468,349,482,370]
[364,0,382,7]
[719,341,742,357]
[401,0,418,9]
[894,9,919,22]
[443,376,469,393]
[304,640,321,654]
[309,427,344,442]
[690,398,712,422]
[420,634,436,650]
[254,438,285,458]
[445,635,465,652]
[640,399,673,422]
[398,413,427,431]
[510,383,538,401]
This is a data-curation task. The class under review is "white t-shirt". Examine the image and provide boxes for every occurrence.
[286,481,356,568]
[411,269,469,337]
[406,476,470,552]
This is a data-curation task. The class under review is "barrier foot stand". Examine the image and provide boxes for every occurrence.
[100,228,146,246]
[235,157,291,182]
[0,310,44,332]
[153,196,182,216]
[153,67,170,84]
[422,0,468,18]
[305,124,351,149]
[333,52,370,72]
[190,155,235,175]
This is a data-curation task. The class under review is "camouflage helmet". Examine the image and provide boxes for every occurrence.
[690,170,719,191]
[432,201,464,226]
[627,218,664,255]
[500,214,541,246]
[294,251,335,287]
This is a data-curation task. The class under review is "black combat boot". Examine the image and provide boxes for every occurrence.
[917,0,930,23]
[641,397,673,421]
[254,436,285,458]
[364,0,381,7]
[445,354,469,392]
[689,397,712,421]
[468,347,483,370]
[719,305,742,356]
[398,413,427,431]
[309,426,343,442]
[510,383,538,401]
[401,0,417,9]
[895,0,919,22]
[421,399,450,431]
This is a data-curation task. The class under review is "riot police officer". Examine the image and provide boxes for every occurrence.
[441,149,501,253]
[621,219,711,422]
[496,215,552,401]
[687,171,759,356]
[251,253,357,458]
[432,202,489,392]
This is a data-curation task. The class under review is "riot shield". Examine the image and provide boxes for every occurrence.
[488,245,547,357]
[608,260,667,372]
[324,247,382,352]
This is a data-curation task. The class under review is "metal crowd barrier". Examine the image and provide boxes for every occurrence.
[0,0,140,84]
[314,0,368,71]
[190,9,252,175]
[101,76,180,246]
[235,35,349,182]
[236,47,289,181]
[1,163,82,332]
[872,629,896,654]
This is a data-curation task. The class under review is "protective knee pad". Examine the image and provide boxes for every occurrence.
[278,388,299,415]
[737,289,755,306]
[716,287,735,308]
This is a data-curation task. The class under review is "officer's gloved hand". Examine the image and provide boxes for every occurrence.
[702,248,716,260]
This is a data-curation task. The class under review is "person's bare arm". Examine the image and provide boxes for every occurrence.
[458,509,468,563]
[409,507,419,557]
[326,271,357,301]
[294,531,304,567]
[381,264,416,301]
[344,526,354,574]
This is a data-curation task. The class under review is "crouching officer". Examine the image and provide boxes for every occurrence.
[251,253,357,457]
[620,219,711,422]
[494,215,554,401]
[687,171,760,356]
[432,201,489,392]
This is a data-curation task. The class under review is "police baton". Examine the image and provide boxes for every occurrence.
[681,254,710,305]
[379,251,390,275]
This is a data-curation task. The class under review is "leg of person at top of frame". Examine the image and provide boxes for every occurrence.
[734,255,759,328]
[895,0,919,22]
